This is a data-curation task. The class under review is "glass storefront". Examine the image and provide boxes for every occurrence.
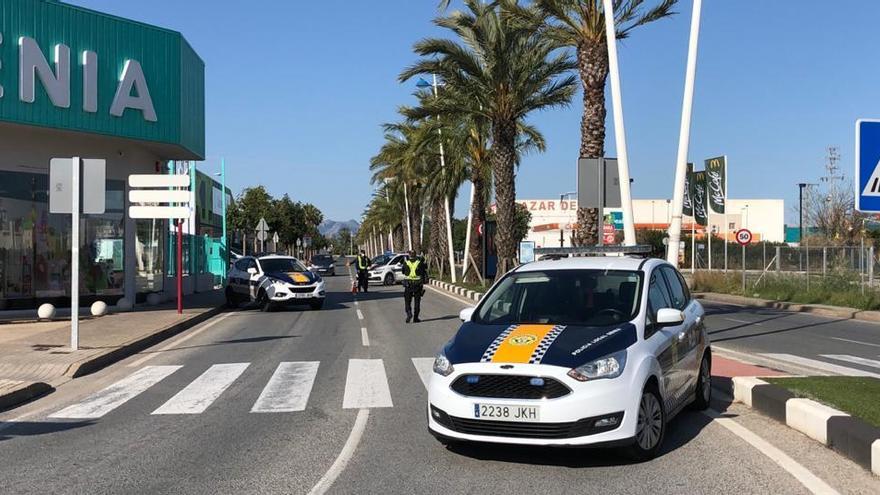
[136,219,165,293]
[0,169,126,306]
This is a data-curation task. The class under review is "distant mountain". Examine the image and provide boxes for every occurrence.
[319,219,360,237]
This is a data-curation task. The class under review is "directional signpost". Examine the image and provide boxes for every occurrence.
[256,217,269,253]
[272,232,280,253]
[736,229,753,293]
[50,157,106,351]
[128,173,191,315]
[856,119,880,213]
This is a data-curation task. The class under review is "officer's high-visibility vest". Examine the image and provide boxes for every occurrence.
[404,258,422,281]
[358,256,368,269]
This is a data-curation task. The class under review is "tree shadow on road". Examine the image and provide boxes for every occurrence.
[0,421,93,442]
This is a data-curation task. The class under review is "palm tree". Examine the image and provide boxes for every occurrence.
[401,0,577,274]
[518,0,677,245]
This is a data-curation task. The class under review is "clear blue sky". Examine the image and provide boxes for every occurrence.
[70,0,880,224]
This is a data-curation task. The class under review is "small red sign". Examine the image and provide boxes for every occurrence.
[735,229,753,246]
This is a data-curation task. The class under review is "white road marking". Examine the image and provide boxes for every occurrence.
[761,353,880,378]
[360,327,370,347]
[354,300,359,306]
[356,309,364,320]
[830,336,880,348]
[49,365,182,419]
[152,363,249,415]
[821,354,880,370]
[127,312,233,368]
[306,408,369,495]
[724,317,762,326]
[342,359,392,409]
[412,358,434,390]
[703,409,840,495]
[251,362,319,413]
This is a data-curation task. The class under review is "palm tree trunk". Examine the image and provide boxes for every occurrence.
[492,120,518,275]
[429,200,446,277]
[574,41,609,247]
[393,225,404,252]
[465,169,486,283]
[410,188,422,254]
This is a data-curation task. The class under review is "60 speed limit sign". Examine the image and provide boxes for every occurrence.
[735,228,753,246]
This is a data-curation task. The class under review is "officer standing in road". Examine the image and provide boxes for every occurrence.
[355,250,370,293]
[402,250,427,323]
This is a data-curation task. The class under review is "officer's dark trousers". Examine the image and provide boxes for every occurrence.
[404,281,422,318]
[357,271,368,292]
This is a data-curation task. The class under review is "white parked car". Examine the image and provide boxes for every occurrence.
[367,253,407,286]
[427,256,710,460]
[226,255,326,311]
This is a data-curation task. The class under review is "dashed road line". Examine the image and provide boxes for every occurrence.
[360,327,370,347]
[356,309,364,320]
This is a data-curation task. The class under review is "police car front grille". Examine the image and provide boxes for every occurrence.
[289,286,315,293]
[450,375,570,400]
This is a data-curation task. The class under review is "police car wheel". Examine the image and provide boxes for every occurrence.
[383,273,394,286]
[258,292,274,312]
[690,352,712,411]
[625,383,666,461]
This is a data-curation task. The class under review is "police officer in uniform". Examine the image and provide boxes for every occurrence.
[402,250,427,323]
[355,250,370,293]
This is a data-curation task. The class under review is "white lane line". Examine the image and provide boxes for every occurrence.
[49,365,182,419]
[412,358,434,390]
[360,327,370,347]
[152,363,249,415]
[830,336,880,348]
[342,359,392,409]
[761,353,880,378]
[723,317,762,326]
[821,354,880,370]
[354,300,359,306]
[356,309,364,320]
[306,408,369,495]
[251,362,319,413]
[703,409,840,495]
[127,312,233,368]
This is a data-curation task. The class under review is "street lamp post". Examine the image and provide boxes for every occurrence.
[798,183,808,243]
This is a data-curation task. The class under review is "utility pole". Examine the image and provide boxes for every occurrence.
[798,183,807,243]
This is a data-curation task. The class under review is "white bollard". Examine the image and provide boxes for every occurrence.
[90,301,108,317]
[37,303,56,320]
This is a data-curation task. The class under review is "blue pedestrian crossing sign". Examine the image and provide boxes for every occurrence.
[856,119,880,212]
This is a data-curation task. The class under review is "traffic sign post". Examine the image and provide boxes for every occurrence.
[256,217,269,253]
[736,229,753,294]
[50,157,106,351]
[856,119,880,213]
[128,173,191,315]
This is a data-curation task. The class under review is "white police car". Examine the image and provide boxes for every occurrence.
[427,256,710,460]
[226,255,326,311]
[368,253,407,286]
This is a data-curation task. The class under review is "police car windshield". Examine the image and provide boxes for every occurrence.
[474,270,642,327]
[260,258,307,273]
[371,255,391,265]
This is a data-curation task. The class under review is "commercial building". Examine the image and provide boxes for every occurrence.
[0,0,213,309]
[517,198,786,248]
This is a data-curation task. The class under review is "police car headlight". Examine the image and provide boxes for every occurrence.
[432,352,454,377]
[567,350,627,382]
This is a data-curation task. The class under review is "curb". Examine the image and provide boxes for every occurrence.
[0,381,53,412]
[428,279,484,303]
[64,305,225,378]
[694,292,880,324]
[732,376,880,476]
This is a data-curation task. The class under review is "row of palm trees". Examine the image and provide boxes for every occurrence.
[358,0,676,280]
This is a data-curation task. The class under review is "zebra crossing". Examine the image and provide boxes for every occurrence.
[48,358,436,420]
[760,353,880,378]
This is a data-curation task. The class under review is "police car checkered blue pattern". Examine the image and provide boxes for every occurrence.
[528,325,567,364]
[480,325,518,362]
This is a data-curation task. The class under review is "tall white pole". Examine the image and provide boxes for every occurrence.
[403,182,413,250]
[462,182,475,279]
[71,157,80,351]
[602,0,637,246]
[666,0,703,265]
[434,74,458,282]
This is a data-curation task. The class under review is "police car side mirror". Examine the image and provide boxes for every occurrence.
[247,267,258,275]
[459,307,476,322]
[656,308,685,326]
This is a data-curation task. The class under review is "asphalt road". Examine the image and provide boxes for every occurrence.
[0,261,878,494]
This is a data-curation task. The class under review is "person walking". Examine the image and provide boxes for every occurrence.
[402,250,427,323]
[355,250,370,293]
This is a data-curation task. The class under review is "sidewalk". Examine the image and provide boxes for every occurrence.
[0,291,224,410]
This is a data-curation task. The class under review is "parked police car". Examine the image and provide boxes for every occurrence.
[368,253,407,286]
[226,255,326,311]
[427,256,710,460]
